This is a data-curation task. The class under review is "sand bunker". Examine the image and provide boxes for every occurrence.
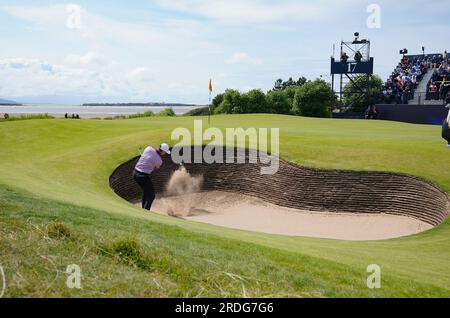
[151,166,432,240]
[112,147,448,240]
[152,191,432,241]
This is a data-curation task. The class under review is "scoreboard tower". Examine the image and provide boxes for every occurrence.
[331,32,374,110]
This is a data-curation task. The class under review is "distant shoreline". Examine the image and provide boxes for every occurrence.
[0,103,23,106]
[81,103,203,107]
[0,103,201,118]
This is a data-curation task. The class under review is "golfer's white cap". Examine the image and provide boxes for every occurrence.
[159,143,171,155]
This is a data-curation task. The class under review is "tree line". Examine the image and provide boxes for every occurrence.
[210,74,383,118]
[211,77,334,118]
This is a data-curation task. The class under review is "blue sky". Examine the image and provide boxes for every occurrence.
[0,0,449,104]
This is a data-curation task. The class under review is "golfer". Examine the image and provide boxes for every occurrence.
[133,143,171,210]
[443,104,450,148]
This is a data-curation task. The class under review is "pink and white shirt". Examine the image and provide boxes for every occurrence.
[135,146,162,174]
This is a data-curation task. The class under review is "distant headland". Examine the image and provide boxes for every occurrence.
[0,98,22,106]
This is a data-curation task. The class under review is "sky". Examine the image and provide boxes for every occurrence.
[0,0,449,105]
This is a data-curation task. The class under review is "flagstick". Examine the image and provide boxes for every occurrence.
[208,93,211,126]
[208,78,213,126]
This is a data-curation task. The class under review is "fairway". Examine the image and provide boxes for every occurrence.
[1,114,450,297]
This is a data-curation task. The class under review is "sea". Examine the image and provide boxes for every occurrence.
[0,104,202,117]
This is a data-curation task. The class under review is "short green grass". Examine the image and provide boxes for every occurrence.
[0,114,449,297]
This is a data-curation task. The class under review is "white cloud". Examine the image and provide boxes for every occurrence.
[0,56,211,102]
[155,0,326,24]
[125,67,155,82]
[226,52,261,65]
[0,58,158,99]
[0,3,222,102]
[9,5,160,50]
[2,5,71,29]
[0,58,104,97]
[64,51,114,67]
[0,4,213,49]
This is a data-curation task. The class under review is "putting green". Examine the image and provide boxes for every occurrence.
[1,114,450,296]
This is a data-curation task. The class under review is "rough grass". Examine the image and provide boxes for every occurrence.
[183,106,210,116]
[1,186,448,297]
[126,111,155,119]
[0,113,54,122]
[0,114,449,297]
[104,108,176,120]
[47,223,73,240]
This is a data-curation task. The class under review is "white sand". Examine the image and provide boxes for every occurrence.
[150,191,432,241]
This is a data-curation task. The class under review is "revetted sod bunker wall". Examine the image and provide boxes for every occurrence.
[109,146,449,226]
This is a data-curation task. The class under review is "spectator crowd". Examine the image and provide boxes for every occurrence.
[379,51,450,105]
[427,51,450,102]
[379,55,429,104]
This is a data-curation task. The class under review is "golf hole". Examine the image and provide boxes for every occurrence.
[110,146,449,241]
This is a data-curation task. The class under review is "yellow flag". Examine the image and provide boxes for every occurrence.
[208,79,213,94]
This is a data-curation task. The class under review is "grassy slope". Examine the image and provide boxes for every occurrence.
[0,114,449,297]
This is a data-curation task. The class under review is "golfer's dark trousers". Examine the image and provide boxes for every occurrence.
[443,120,450,145]
[133,169,156,210]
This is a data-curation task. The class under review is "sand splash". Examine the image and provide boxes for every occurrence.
[160,166,203,217]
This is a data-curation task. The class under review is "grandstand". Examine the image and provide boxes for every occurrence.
[427,54,450,104]
[373,51,449,125]
[380,52,449,106]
